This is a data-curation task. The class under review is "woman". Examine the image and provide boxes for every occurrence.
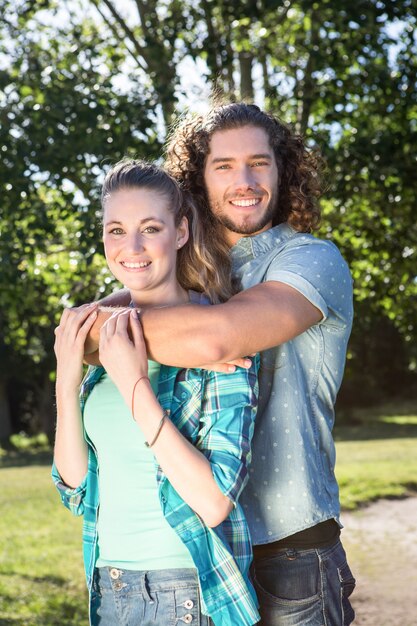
[52,159,260,626]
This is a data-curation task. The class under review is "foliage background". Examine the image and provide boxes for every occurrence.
[1,0,416,441]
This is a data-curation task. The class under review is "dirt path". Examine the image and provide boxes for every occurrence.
[341,496,417,626]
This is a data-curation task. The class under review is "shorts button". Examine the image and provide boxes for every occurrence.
[184,599,194,609]
[110,568,120,579]
[183,614,193,623]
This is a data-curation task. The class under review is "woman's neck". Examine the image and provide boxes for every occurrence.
[129,283,190,309]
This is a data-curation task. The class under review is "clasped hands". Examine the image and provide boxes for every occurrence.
[55,303,253,389]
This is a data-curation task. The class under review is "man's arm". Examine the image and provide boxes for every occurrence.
[142,282,322,365]
[84,288,130,356]
[85,282,322,367]
[99,288,131,308]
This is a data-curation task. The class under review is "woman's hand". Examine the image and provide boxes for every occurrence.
[99,309,148,398]
[54,303,98,391]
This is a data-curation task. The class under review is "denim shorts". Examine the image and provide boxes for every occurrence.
[252,538,356,626]
[90,567,213,626]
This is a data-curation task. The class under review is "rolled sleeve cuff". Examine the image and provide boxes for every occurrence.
[266,270,329,321]
[209,445,251,505]
[51,462,87,515]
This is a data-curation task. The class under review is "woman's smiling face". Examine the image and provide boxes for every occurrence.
[103,187,189,305]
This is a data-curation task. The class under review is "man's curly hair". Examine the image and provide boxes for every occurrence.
[165,103,323,233]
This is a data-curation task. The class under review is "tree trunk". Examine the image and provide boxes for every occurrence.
[239,51,254,100]
[0,379,12,443]
[37,374,56,445]
[297,8,320,134]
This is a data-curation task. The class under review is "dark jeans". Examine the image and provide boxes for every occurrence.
[251,539,356,625]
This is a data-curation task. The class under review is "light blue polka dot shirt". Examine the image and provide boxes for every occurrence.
[232,224,354,545]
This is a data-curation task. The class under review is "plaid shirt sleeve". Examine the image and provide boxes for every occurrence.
[196,356,259,505]
[51,463,87,516]
[51,365,103,517]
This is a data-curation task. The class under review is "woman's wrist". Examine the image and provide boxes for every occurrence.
[131,375,151,417]
[56,377,81,396]
[130,378,165,428]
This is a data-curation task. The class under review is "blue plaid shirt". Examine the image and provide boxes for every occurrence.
[52,359,260,625]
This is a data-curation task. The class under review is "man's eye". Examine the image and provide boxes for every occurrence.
[215,164,231,170]
[252,161,268,167]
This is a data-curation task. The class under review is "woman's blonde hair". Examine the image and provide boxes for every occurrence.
[101,159,232,303]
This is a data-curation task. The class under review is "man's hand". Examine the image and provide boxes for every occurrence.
[199,355,254,373]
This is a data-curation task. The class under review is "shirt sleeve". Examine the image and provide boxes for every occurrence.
[196,356,260,505]
[265,237,353,328]
[51,461,87,516]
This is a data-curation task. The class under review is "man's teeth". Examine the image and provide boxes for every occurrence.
[230,198,260,207]
[122,261,151,268]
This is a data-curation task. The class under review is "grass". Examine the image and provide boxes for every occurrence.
[0,400,416,623]
[335,400,417,510]
[0,452,87,625]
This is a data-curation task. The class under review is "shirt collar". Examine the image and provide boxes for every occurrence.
[230,223,294,274]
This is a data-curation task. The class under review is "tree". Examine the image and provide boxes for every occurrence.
[1,0,416,439]
[255,0,417,396]
[0,1,160,439]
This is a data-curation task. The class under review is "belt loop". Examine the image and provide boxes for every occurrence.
[142,572,155,604]
[285,548,298,560]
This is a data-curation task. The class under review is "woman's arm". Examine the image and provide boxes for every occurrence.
[99,309,238,527]
[133,379,234,527]
[53,304,98,488]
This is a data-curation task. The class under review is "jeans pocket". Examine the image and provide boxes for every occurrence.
[253,550,321,604]
[338,562,356,626]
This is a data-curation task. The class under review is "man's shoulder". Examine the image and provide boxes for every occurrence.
[260,227,347,272]
[260,227,353,317]
[281,227,340,252]
[256,224,343,257]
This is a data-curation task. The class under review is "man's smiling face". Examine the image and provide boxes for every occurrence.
[203,125,279,246]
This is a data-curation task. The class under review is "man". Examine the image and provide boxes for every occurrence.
[85,103,355,625]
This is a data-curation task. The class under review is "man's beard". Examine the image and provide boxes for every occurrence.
[209,192,278,236]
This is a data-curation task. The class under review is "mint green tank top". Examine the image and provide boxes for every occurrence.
[83,362,195,570]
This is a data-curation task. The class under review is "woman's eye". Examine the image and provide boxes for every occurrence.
[109,228,124,235]
[143,226,159,233]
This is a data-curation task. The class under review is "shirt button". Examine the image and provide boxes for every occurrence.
[200,574,206,581]
[110,568,120,579]
[183,614,193,623]
[181,392,187,399]
[184,599,194,609]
